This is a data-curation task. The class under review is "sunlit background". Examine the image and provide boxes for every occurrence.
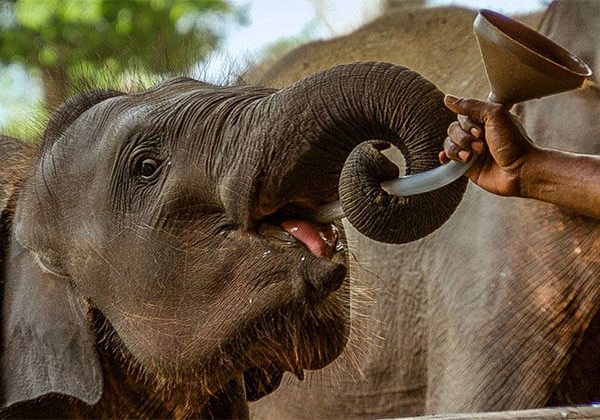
[0,0,546,135]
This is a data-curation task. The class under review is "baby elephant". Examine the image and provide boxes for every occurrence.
[0,62,465,418]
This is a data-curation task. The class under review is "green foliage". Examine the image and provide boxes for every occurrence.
[1,100,46,141]
[0,0,243,71]
[0,0,245,105]
[0,62,45,139]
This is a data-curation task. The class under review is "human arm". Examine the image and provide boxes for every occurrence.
[441,95,600,219]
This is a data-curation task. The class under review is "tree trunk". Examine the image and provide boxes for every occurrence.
[42,65,69,112]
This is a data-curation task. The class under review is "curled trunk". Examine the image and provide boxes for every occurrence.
[241,62,466,243]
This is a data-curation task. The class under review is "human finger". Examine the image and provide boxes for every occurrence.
[447,121,480,153]
[444,95,508,125]
[444,95,489,121]
[443,136,471,162]
[439,151,450,164]
[457,114,484,139]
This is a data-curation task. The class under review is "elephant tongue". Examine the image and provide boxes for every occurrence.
[281,220,337,259]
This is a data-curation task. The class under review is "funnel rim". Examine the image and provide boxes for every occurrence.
[477,8,592,78]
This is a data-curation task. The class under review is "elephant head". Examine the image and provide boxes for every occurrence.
[0,62,466,416]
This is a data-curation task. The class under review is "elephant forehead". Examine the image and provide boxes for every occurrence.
[58,97,150,144]
[143,76,214,96]
[129,77,221,107]
[96,101,153,142]
[40,100,155,186]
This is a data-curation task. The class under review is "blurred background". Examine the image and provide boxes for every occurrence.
[0,0,546,138]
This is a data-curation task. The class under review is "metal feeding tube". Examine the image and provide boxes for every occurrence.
[311,155,477,224]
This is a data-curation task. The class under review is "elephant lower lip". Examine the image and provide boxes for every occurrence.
[281,220,338,259]
[258,220,340,259]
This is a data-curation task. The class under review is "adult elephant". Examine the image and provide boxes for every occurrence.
[247,1,600,418]
[0,63,465,417]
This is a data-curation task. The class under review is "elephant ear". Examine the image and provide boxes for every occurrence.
[0,135,101,408]
[0,136,26,222]
[0,90,122,409]
[1,239,103,408]
[0,135,33,285]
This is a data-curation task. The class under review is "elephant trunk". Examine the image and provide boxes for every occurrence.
[223,62,467,244]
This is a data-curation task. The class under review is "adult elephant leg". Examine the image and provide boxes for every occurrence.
[423,186,600,412]
[513,0,600,406]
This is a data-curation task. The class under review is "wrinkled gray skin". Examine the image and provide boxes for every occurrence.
[0,62,465,418]
[248,2,600,418]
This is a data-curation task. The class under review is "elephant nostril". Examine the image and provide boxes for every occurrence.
[301,262,347,302]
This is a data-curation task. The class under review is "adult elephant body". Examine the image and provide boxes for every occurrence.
[248,2,600,418]
[0,63,464,417]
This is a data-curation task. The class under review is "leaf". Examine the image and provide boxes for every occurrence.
[0,0,246,108]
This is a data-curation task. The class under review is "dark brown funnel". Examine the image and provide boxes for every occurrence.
[474,9,592,104]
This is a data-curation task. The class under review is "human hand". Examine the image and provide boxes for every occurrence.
[439,95,539,197]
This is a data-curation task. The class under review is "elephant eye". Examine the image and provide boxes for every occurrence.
[140,158,161,179]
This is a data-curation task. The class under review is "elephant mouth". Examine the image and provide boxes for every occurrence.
[254,202,347,305]
[245,207,349,381]
[258,220,341,259]
[256,202,343,259]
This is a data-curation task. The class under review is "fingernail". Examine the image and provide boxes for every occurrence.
[470,127,482,138]
[458,150,470,161]
[445,94,459,104]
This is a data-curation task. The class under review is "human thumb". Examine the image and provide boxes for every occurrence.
[444,94,461,114]
[444,95,486,121]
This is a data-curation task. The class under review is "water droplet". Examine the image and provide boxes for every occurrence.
[574,247,582,255]
[263,250,272,256]
[249,299,253,304]
[301,256,306,262]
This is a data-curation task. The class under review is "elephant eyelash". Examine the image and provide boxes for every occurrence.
[136,156,164,181]
[129,147,169,183]
[214,220,238,237]
[217,224,237,237]
[124,133,168,181]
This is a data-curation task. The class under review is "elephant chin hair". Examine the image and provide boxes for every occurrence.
[87,262,376,407]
